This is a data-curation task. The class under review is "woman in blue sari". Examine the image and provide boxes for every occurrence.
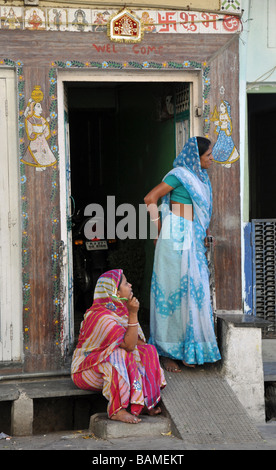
[144,136,221,372]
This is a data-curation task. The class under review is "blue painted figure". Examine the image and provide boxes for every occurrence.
[212,100,239,168]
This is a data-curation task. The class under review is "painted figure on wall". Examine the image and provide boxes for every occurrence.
[92,11,111,31]
[48,8,68,31]
[25,8,46,30]
[72,9,88,32]
[2,7,21,29]
[211,100,239,168]
[140,11,156,32]
[21,86,57,171]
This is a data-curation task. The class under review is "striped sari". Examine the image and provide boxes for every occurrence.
[71,269,166,418]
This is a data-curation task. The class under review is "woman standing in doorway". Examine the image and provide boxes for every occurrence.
[144,136,221,372]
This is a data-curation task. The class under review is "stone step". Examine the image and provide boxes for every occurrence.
[89,412,171,440]
[161,364,263,445]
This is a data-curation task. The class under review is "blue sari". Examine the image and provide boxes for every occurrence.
[149,137,221,365]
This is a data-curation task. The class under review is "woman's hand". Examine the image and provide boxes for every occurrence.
[119,294,140,352]
[127,294,140,315]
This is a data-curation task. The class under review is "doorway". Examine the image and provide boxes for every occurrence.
[248,92,276,335]
[58,70,200,350]
[67,81,185,336]
[248,93,276,220]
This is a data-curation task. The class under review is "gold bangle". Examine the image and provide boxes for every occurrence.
[151,216,160,222]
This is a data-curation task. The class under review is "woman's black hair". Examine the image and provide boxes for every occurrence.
[196,136,211,157]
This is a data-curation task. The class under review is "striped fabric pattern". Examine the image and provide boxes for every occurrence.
[71,270,166,417]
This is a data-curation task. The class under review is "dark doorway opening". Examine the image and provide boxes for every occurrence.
[248,92,276,336]
[66,81,180,336]
[248,93,276,220]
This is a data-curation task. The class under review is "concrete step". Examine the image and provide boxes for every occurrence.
[161,364,263,445]
[89,412,171,440]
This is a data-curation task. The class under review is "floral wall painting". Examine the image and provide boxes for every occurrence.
[211,99,240,168]
[21,86,57,171]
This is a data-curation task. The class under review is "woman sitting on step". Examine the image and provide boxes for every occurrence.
[71,269,166,424]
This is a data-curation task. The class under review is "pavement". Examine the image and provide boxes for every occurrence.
[0,416,276,456]
[0,421,276,450]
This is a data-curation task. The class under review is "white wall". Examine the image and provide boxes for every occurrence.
[246,0,276,87]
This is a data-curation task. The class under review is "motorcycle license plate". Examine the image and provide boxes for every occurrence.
[86,240,108,251]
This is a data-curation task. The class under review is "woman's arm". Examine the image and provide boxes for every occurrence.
[119,296,140,352]
[144,182,173,237]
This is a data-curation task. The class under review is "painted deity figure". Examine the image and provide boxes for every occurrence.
[21,87,56,171]
[120,17,133,35]
[52,9,62,31]
[3,8,21,29]
[27,10,43,30]
[72,9,88,32]
[211,100,239,168]
[92,12,108,31]
[141,11,156,32]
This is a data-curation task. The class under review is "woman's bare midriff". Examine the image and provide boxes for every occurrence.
[171,200,193,221]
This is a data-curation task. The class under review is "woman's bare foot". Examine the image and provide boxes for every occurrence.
[182,360,195,368]
[111,409,141,424]
[142,406,162,416]
[161,357,182,373]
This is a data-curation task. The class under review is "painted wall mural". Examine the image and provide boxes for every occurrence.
[0,5,241,34]
[211,100,240,167]
[21,86,57,171]
[0,59,62,356]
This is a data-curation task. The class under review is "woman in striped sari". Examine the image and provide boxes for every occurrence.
[71,269,166,424]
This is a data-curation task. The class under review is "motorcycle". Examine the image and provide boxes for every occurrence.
[71,206,117,310]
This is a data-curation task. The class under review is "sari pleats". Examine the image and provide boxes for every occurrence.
[72,343,166,418]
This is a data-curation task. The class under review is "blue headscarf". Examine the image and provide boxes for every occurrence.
[172,136,209,184]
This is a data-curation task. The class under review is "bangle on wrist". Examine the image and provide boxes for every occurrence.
[128,322,138,327]
[151,216,160,222]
